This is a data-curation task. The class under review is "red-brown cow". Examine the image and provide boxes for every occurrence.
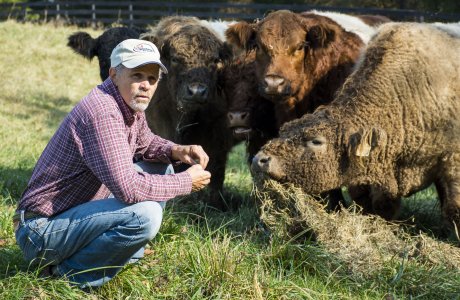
[226,10,378,126]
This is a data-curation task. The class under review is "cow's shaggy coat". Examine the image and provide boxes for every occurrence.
[67,27,143,81]
[141,16,234,208]
[252,22,460,227]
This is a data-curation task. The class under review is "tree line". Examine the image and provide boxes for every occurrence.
[3,0,460,14]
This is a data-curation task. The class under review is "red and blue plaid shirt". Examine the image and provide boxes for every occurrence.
[18,78,192,217]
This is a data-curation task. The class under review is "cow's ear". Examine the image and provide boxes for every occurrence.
[305,23,336,49]
[140,31,170,60]
[347,127,387,157]
[140,31,161,48]
[219,42,233,64]
[225,21,257,51]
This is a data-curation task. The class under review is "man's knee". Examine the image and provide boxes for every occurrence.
[132,201,164,241]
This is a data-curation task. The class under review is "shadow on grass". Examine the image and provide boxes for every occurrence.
[0,166,33,205]
[1,94,73,201]
[0,245,29,280]
[2,93,73,141]
[162,186,267,242]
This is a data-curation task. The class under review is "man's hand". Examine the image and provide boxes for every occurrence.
[171,145,209,169]
[186,164,211,192]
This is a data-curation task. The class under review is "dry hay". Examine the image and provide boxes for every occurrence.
[253,178,460,276]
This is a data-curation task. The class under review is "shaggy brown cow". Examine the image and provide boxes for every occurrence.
[252,23,460,226]
[67,27,143,81]
[226,10,376,126]
[223,51,278,162]
[141,16,234,209]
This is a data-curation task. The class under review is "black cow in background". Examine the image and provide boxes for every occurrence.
[67,27,144,81]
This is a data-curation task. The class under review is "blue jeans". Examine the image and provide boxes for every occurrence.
[15,162,173,289]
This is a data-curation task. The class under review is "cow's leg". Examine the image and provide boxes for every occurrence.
[348,185,373,214]
[370,186,401,220]
[204,146,230,210]
[434,153,460,232]
[321,188,344,211]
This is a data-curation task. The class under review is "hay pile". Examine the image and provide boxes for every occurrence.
[253,179,460,276]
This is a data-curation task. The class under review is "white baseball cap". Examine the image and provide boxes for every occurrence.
[110,39,168,74]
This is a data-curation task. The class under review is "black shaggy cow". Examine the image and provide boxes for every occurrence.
[67,27,143,81]
[141,16,235,209]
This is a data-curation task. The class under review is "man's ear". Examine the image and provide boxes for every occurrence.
[109,67,117,84]
[347,127,387,157]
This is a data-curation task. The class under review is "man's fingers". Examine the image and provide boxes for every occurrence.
[189,145,209,168]
[201,171,211,178]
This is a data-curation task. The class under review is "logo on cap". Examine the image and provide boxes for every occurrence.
[133,43,155,53]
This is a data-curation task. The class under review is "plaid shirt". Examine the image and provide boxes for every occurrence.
[18,78,192,217]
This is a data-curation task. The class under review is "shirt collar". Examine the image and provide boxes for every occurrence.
[99,77,141,124]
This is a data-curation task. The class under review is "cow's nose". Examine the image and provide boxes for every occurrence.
[264,75,285,91]
[186,83,208,99]
[227,111,250,126]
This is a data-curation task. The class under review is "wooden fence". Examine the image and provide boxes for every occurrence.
[1,1,459,28]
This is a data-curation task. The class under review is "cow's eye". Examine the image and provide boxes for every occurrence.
[170,57,180,65]
[306,136,327,149]
[312,139,323,145]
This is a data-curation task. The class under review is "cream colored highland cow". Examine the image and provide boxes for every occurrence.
[252,22,460,228]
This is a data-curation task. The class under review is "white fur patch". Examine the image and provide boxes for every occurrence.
[310,10,377,44]
[432,22,460,38]
[200,19,237,42]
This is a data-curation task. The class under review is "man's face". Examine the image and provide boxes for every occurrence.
[110,64,160,112]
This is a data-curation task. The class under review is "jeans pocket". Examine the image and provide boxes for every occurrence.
[15,218,49,265]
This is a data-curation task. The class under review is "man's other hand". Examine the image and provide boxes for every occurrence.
[186,164,211,192]
[171,145,209,169]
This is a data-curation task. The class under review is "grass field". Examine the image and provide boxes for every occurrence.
[0,20,459,299]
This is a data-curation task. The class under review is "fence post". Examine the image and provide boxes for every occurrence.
[129,4,133,28]
[91,3,96,28]
[56,4,60,21]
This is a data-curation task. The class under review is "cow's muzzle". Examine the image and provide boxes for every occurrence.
[183,82,209,102]
[251,151,286,180]
[227,111,252,139]
[260,74,291,99]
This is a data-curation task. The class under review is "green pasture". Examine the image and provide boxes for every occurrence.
[0,20,459,299]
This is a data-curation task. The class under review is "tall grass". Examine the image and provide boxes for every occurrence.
[0,20,459,299]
